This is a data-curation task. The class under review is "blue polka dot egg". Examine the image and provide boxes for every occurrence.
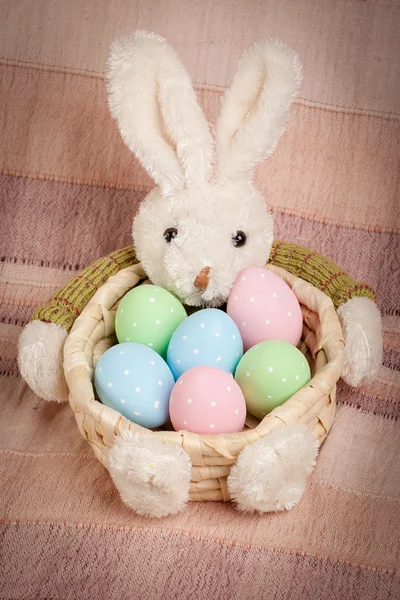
[167,308,243,379]
[94,342,174,428]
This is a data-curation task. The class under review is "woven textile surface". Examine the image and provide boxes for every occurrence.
[0,1,399,598]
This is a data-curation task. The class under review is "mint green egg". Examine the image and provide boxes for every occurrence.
[235,340,311,419]
[115,285,187,358]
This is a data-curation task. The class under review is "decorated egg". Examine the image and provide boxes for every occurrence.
[94,342,174,428]
[166,308,243,379]
[169,366,247,434]
[235,340,311,419]
[115,284,187,358]
[227,267,303,351]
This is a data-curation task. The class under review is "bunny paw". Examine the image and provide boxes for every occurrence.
[108,431,192,517]
[228,424,319,513]
[18,320,69,403]
[337,297,382,387]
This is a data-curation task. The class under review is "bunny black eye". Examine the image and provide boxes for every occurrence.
[164,228,178,243]
[232,231,247,248]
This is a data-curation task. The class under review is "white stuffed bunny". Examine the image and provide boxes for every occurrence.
[110,32,281,308]
[18,31,382,515]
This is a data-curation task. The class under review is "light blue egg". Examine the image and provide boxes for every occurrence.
[94,342,174,428]
[167,308,243,379]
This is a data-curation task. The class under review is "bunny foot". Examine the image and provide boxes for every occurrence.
[108,431,192,518]
[337,297,382,387]
[227,425,319,513]
[18,320,69,403]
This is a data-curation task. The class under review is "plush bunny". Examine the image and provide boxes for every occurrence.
[18,31,382,515]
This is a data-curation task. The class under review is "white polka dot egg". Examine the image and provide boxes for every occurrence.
[166,308,243,379]
[227,267,303,351]
[115,284,187,358]
[169,366,247,434]
[94,342,174,428]
[235,340,311,419]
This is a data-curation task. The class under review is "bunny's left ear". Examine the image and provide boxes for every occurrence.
[214,40,302,182]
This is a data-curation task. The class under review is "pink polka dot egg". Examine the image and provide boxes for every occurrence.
[227,267,303,351]
[169,366,247,434]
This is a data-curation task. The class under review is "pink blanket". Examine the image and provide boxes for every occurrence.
[1,1,399,597]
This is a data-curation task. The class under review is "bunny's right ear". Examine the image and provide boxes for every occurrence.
[108,31,213,194]
[214,40,302,183]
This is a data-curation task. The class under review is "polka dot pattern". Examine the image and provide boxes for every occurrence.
[170,366,246,434]
[167,308,243,380]
[235,340,311,420]
[94,342,174,429]
[115,284,187,359]
[227,267,303,351]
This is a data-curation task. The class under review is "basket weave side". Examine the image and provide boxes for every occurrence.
[64,263,345,502]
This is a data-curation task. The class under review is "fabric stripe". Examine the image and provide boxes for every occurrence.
[274,211,400,315]
[2,385,400,572]
[1,449,399,572]
[337,382,400,421]
[1,174,399,314]
[0,263,72,323]
[0,175,144,271]
[1,522,398,600]
[0,374,87,454]
[1,0,399,115]
[314,405,400,497]
[1,64,399,232]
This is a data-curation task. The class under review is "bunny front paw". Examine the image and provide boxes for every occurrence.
[108,431,192,518]
[337,297,382,387]
[18,320,69,403]
[227,425,319,513]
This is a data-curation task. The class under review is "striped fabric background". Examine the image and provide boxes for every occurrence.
[0,1,399,597]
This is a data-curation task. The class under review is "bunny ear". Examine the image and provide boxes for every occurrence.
[108,31,213,193]
[214,40,302,182]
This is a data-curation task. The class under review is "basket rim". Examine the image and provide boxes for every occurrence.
[63,263,345,451]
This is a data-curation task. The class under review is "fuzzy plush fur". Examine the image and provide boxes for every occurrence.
[338,297,382,387]
[133,183,274,307]
[108,31,213,195]
[17,320,69,403]
[227,424,319,513]
[215,40,302,182]
[108,431,192,517]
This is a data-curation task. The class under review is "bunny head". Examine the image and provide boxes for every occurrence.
[108,31,302,307]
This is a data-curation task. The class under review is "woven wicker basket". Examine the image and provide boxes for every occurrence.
[63,263,345,506]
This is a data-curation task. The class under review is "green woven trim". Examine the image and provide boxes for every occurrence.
[268,241,377,308]
[31,240,376,333]
[31,246,138,333]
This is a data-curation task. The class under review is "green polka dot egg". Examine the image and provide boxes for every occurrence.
[115,285,187,359]
[235,340,311,419]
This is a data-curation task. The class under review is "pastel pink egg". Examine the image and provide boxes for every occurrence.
[169,366,247,434]
[227,267,303,351]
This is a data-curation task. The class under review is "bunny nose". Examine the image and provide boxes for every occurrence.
[194,267,210,290]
